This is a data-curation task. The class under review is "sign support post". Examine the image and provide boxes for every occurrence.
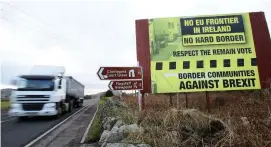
[206,91,211,113]
[138,91,142,111]
[142,92,145,110]
[177,93,179,109]
[169,93,173,106]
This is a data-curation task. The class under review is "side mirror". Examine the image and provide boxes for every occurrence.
[10,79,17,86]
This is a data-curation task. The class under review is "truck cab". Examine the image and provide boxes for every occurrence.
[8,66,84,119]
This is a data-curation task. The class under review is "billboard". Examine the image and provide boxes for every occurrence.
[148,13,261,93]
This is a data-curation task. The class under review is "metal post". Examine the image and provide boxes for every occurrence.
[206,91,211,112]
[138,91,142,111]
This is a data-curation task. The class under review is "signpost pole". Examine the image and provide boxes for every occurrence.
[138,91,142,111]
[142,92,145,110]
[206,91,211,113]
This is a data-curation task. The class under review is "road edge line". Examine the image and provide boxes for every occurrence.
[24,104,91,147]
[1,117,16,123]
[80,102,99,144]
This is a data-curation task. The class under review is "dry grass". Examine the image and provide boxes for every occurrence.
[122,90,271,147]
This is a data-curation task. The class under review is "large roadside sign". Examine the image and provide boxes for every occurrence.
[108,80,143,90]
[97,67,143,80]
[146,13,261,93]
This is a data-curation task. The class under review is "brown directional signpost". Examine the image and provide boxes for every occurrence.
[108,80,143,90]
[97,66,144,110]
[97,67,143,80]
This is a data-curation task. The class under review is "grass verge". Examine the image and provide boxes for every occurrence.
[1,100,10,110]
[87,96,109,142]
[123,91,271,147]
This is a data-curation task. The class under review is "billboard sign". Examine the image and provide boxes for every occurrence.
[148,13,261,93]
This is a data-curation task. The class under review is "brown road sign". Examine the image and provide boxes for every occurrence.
[97,67,143,80]
[108,80,143,90]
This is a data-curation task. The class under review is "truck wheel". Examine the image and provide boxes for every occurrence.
[79,100,83,107]
[53,105,63,118]
[68,100,73,113]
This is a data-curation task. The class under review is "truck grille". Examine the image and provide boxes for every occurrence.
[17,95,50,98]
[22,103,45,111]
[17,95,50,102]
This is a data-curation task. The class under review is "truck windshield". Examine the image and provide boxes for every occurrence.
[17,78,55,91]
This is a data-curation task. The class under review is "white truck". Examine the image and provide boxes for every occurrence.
[8,66,84,119]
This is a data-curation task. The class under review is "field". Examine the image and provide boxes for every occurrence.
[123,90,271,147]
[1,100,10,110]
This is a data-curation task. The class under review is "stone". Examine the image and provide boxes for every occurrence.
[105,129,124,143]
[105,143,136,147]
[121,124,143,134]
[136,144,151,147]
[104,117,118,131]
[113,120,125,128]
[241,117,250,127]
[105,124,142,143]
[101,142,107,147]
[111,126,119,132]
[99,130,111,145]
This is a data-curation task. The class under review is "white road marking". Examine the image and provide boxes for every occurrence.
[80,102,99,143]
[1,117,17,123]
[24,103,92,147]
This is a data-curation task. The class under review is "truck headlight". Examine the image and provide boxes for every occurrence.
[44,103,56,108]
[11,103,20,109]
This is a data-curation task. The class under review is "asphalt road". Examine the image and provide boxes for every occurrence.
[1,99,95,147]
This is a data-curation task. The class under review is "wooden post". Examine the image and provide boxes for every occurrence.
[169,93,173,106]
[138,91,145,111]
[206,91,211,113]
[177,93,179,109]
[185,92,188,108]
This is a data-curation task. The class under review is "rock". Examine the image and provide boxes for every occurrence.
[120,124,143,134]
[105,129,124,143]
[136,144,151,147]
[113,120,125,128]
[104,117,118,130]
[101,142,108,147]
[102,117,112,126]
[241,117,250,127]
[99,130,111,145]
[105,143,136,147]
[105,124,143,143]
[111,126,119,132]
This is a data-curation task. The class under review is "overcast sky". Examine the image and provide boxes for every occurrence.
[0,0,270,94]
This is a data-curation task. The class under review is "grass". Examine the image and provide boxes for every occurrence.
[1,100,10,110]
[121,90,271,147]
[87,96,109,142]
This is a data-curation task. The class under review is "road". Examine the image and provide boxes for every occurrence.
[1,99,96,147]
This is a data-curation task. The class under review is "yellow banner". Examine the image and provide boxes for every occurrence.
[148,13,260,93]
